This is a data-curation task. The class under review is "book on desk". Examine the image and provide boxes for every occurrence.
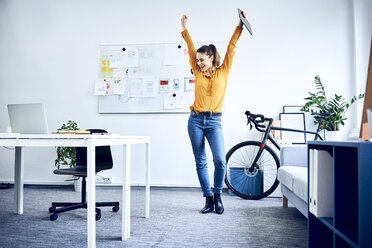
[53,130,91,134]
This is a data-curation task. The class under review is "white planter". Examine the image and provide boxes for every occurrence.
[74,177,82,192]
[326,131,343,141]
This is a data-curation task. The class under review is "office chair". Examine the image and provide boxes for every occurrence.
[49,129,119,221]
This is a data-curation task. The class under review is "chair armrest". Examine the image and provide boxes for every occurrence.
[280,145,308,167]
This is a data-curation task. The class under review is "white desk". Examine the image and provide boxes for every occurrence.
[0,134,150,248]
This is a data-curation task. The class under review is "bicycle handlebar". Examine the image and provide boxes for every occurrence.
[245,111,272,132]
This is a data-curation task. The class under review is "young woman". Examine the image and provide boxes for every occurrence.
[181,12,245,214]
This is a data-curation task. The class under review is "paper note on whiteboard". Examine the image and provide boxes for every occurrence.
[94,79,110,95]
[164,44,189,65]
[184,77,195,91]
[109,46,139,68]
[143,77,159,97]
[112,82,126,95]
[163,92,185,109]
[128,77,159,98]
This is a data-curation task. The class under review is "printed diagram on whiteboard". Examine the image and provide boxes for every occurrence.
[96,41,225,113]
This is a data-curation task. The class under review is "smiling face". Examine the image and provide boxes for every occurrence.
[196,52,214,72]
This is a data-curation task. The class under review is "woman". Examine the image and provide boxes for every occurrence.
[181,12,245,214]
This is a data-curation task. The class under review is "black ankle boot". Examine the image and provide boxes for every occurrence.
[201,196,214,214]
[214,194,224,214]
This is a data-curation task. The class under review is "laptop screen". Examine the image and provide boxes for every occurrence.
[7,103,49,134]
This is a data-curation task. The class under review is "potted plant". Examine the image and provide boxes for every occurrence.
[55,120,79,168]
[55,120,82,191]
[301,76,364,140]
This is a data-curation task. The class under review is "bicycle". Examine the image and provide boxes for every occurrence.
[224,110,333,200]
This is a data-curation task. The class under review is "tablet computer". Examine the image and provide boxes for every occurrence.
[238,8,253,35]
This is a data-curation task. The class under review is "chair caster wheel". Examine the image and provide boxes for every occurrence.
[96,213,101,221]
[50,214,58,221]
[48,207,56,213]
[112,206,119,212]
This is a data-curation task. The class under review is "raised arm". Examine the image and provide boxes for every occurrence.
[220,11,245,73]
[181,15,199,74]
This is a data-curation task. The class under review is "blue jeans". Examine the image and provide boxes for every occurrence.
[188,111,226,197]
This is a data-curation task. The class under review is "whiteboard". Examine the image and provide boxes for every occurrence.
[98,41,225,114]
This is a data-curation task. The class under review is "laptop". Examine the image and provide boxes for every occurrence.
[7,103,49,134]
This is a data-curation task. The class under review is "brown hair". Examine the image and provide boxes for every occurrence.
[196,44,221,67]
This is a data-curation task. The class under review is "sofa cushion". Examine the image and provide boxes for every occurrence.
[292,170,308,202]
[280,145,307,167]
[278,166,296,189]
[278,166,308,202]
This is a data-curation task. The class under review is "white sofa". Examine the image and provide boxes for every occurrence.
[277,145,308,218]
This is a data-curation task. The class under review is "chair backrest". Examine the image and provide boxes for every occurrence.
[75,129,113,172]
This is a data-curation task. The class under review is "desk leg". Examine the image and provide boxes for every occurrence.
[87,140,96,248]
[122,144,131,240]
[14,146,24,214]
[145,142,150,218]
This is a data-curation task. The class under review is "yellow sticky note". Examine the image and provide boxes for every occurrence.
[101,60,113,72]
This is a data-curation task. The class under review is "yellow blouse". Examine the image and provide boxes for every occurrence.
[181,26,243,113]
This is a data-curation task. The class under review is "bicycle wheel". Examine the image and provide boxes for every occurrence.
[225,141,280,200]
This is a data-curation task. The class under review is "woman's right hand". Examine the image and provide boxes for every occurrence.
[181,15,188,31]
[239,10,246,27]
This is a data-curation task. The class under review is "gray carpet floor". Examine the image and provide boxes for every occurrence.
[0,186,307,248]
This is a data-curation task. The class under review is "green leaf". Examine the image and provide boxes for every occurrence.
[302,75,364,131]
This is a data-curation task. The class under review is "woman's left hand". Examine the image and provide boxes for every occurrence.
[181,15,188,31]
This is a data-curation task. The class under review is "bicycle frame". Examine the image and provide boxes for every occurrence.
[269,126,323,149]
[248,118,323,171]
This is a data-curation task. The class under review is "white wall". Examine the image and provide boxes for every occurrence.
[353,0,372,128]
[0,0,370,186]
